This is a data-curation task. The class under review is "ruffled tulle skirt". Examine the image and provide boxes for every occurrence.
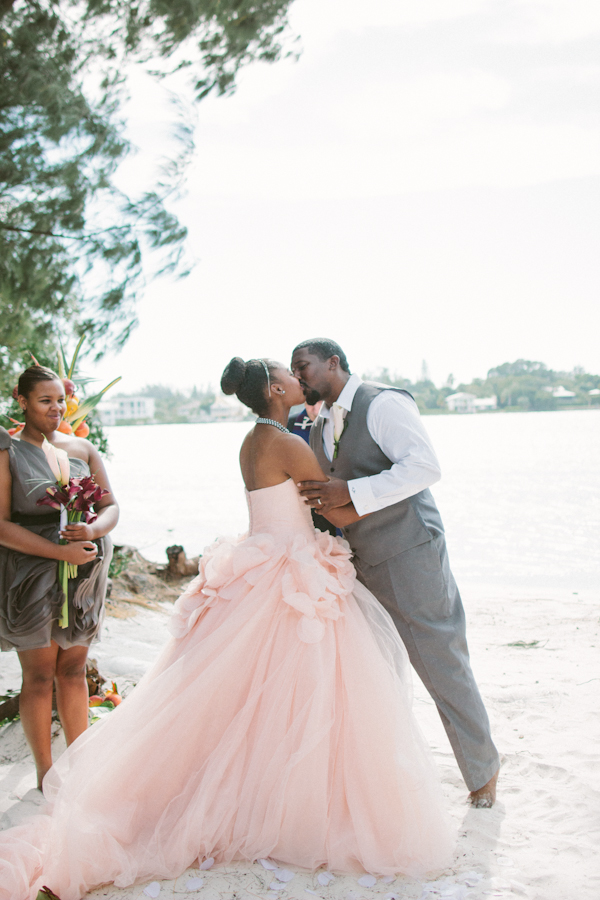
[0,525,453,899]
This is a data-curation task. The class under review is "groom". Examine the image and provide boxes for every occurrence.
[291,338,500,807]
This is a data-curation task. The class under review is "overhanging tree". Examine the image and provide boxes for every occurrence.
[0,0,297,394]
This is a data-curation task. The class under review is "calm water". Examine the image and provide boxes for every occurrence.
[104,410,600,601]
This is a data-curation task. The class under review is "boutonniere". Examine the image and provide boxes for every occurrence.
[332,403,347,459]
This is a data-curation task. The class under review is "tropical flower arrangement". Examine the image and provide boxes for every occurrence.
[88,681,123,724]
[36,438,109,628]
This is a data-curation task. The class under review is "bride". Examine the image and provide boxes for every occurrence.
[0,357,453,900]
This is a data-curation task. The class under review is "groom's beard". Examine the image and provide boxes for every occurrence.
[303,387,321,406]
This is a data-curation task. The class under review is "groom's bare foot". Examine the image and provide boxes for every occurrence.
[468,769,499,808]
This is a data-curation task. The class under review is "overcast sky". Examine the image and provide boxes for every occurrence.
[93,0,600,393]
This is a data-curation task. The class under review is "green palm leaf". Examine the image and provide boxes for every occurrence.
[67,377,122,429]
[68,335,86,379]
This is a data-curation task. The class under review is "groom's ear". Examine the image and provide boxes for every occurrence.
[328,355,340,370]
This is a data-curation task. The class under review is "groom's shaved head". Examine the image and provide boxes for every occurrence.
[292,338,350,373]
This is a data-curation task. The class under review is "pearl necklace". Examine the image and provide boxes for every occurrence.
[255,417,290,434]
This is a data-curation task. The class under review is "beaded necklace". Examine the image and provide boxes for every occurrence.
[255,417,290,434]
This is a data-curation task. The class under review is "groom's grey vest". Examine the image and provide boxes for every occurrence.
[310,382,445,567]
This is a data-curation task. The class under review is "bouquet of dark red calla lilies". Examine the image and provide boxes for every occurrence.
[36,438,108,628]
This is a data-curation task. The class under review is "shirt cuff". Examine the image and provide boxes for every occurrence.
[347,477,377,517]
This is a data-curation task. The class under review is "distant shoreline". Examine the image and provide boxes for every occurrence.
[104,405,600,426]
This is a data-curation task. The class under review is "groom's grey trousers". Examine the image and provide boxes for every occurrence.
[311,382,499,792]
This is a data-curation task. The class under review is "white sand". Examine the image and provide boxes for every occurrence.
[1,588,598,900]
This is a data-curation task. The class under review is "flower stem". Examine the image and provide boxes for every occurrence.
[58,556,69,628]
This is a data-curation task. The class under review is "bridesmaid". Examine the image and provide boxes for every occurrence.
[0,364,118,789]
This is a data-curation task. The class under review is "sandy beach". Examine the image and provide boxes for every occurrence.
[1,578,598,900]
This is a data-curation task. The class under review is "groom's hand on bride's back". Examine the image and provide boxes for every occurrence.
[298,477,351,515]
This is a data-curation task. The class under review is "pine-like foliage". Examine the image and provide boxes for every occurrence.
[0,0,296,393]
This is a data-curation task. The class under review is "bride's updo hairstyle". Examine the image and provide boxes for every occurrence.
[221,357,275,416]
[18,365,61,398]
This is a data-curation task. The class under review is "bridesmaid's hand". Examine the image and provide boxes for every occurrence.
[61,541,98,565]
[61,522,94,542]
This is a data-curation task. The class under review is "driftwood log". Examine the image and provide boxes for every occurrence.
[0,659,106,721]
[166,545,200,578]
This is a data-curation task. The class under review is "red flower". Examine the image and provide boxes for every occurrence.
[36,476,108,514]
[36,493,62,511]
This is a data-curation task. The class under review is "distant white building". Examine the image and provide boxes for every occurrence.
[209,394,246,422]
[446,392,476,413]
[96,401,118,426]
[550,385,576,399]
[97,396,155,425]
[446,393,497,413]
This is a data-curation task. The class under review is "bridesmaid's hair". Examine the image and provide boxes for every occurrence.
[292,338,350,373]
[221,357,275,416]
[18,365,61,398]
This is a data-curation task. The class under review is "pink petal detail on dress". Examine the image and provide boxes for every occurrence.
[296,615,325,643]
[169,522,356,644]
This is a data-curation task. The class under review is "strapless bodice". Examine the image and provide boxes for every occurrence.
[170,478,356,646]
[246,478,315,541]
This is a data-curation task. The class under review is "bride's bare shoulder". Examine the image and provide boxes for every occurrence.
[240,426,318,491]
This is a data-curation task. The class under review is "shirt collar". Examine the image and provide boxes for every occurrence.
[318,373,362,419]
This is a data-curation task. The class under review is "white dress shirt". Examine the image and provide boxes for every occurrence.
[318,374,441,517]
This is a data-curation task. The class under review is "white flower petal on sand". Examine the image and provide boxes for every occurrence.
[186,876,205,890]
[317,872,334,886]
[274,869,295,882]
[420,882,466,899]
[305,890,318,895]
[269,883,284,891]
[357,875,377,888]
[437,886,466,900]
[199,857,215,870]
[382,876,395,884]
[260,859,278,870]
[457,872,482,887]
[143,883,161,898]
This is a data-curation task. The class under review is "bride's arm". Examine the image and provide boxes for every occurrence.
[279,436,366,527]
[323,502,364,527]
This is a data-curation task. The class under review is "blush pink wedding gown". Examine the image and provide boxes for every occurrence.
[0,479,453,899]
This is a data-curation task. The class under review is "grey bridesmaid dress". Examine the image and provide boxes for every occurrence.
[0,426,112,651]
